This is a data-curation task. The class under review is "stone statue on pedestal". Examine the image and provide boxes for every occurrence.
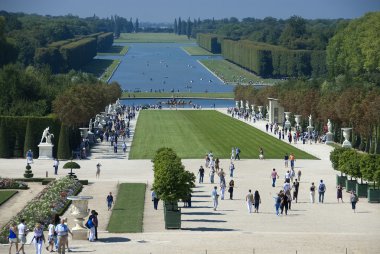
[308,115,312,127]
[327,119,332,133]
[40,127,54,144]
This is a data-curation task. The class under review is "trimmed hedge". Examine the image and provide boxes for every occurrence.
[197,34,222,54]
[221,39,326,78]
[97,32,114,51]
[57,123,71,160]
[60,37,97,70]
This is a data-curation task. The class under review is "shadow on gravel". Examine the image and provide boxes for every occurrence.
[182,219,227,223]
[192,195,211,197]
[181,227,235,232]
[182,212,224,216]
[97,237,131,243]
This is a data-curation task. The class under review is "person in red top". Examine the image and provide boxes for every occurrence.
[289,153,296,170]
[271,168,279,187]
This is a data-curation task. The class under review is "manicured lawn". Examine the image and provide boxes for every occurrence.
[129,110,316,160]
[182,46,217,56]
[121,92,234,99]
[100,59,121,82]
[107,183,146,233]
[200,59,280,85]
[97,45,129,56]
[115,33,195,43]
[0,191,18,206]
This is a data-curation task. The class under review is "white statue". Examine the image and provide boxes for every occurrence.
[327,119,332,133]
[89,119,93,132]
[107,104,112,114]
[308,115,312,127]
[40,127,53,144]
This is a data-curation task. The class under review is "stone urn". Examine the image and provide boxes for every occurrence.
[294,115,302,130]
[67,196,93,240]
[341,128,352,148]
[284,112,291,130]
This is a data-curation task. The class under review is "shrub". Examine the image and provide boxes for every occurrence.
[57,123,71,160]
[0,122,10,158]
[24,164,33,178]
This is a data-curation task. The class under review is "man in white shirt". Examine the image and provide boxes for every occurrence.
[283,179,291,193]
[211,186,219,211]
[53,158,59,175]
[17,219,27,254]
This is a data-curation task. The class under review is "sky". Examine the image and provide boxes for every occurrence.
[1,0,380,22]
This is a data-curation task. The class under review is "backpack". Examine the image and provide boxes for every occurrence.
[85,218,93,229]
[319,183,325,192]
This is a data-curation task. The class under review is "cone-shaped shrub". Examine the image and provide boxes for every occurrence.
[57,123,71,160]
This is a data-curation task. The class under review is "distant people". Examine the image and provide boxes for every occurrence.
[46,222,55,252]
[96,163,101,178]
[229,162,235,177]
[293,179,300,203]
[26,149,33,164]
[289,153,296,170]
[274,192,282,216]
[198,166,205,183]
[220,181,226,200]
[337,184,344,203]
[318,180,326,203]
[280,190,289,215]
[122,142,127,153]
[246,189,254,213]
[107,192,114,211]
[209,167,215,184]
[53,158,59,175]
[151,190,159,210]
[211,186,219,211]
[310,182,316,203]
[350,191,359,213]
[88,211,96,242]
[231,147,235,161]
[297,169,302,181]
[271,168,279,187]
[228,180,235,200]
[235,147,241,160]
[55,218,72,254]
[284,153,289,167]
[259,147,264,160]
[253,190,261,213]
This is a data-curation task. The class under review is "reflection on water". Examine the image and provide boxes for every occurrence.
[100,43,234,93]
[121,98,234,108]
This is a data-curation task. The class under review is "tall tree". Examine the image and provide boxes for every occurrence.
[174,18,178,34]
[178,17,182,35]
[186,17,192,39]
[135,18,139,33]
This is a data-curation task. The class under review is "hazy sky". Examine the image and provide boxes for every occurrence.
[1,0,379,22]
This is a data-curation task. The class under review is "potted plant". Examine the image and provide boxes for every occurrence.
[362,154,380,202]
[330,147,348,186]
[63,161,80,179]
[152,148,195,229]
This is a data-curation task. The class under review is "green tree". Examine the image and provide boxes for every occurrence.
[23,119,34,158]
[57,123,71,160]
[174,18,178,34]
[135,18,139,33]
[339,149,361,180]
[178,17,182,35]
[186,18,192,39]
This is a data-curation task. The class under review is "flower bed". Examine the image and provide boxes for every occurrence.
[0,177,82,243]
[0,178,28,189]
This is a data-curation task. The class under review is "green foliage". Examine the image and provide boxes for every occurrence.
[63,161,80,169]
[23,119,34,158]
[338,149,362,179]
[57,123,71,160]
[196,34,222,53]
[327,12,380,82]
[330,147,349,172]
[152,148,195,202]
[0,122,10,158]
[60,37,97,70]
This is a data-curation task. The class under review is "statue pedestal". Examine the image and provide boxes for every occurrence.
[38,143,54,160]
[325,132,334,144]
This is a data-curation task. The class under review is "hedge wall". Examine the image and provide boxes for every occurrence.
[97,32,114,51]
[197,34,222,54]
[60,37,97,70]
[221,39,326,78]
[0,116,61,158]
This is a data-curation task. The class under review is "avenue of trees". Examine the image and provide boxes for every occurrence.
[234,12,380,154]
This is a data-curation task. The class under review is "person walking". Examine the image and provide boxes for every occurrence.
[53,158,59,175]
[271,168,279,187]
[235,147,241,160]
[122,142,127,153]
[55,218,72,254]
[87,211,96,242]
[350,191,359,212]
[259,147,264,160]
[245,190,254,213]
[106,192,114,211]
[151,190,159,210]
[229,162,235,177]
[297,169,302,181]
[220,181,226,200]
[228,180,235,200]
[289,153,296,170]
[17,219,27,254]
[209,167,215,184]
[198,166,205,183]
[96,163,101,178]
[284,153,289,168]
[230,147,235,161]
[310,182,316,203]
[33,223,45,254]
[211,186,219,211]
[253,190,261,213]
[274,192,282,216]
[318,180,326,203]
[8,223,18,254]
[46,222,56,252]
[280,191,289,215]
[293,179,300,203]
[93,212,99,241]
[337,184,344,203]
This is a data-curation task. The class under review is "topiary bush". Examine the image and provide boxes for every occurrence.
[23,163,34,178]
[0,122,11,158]
[57,123,71,160]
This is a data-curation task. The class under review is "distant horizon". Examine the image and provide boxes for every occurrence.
[1,0,379,23]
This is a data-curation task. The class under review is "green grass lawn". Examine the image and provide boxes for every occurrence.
[81,59,121,82]
[115,33,195,43]
[200,59,280,85]
[97,45,129,56]
[181,46,217,56]
[129,110,316,160]
[107,183,146,233]
[121,92,234,99]
[0,191,18,206]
